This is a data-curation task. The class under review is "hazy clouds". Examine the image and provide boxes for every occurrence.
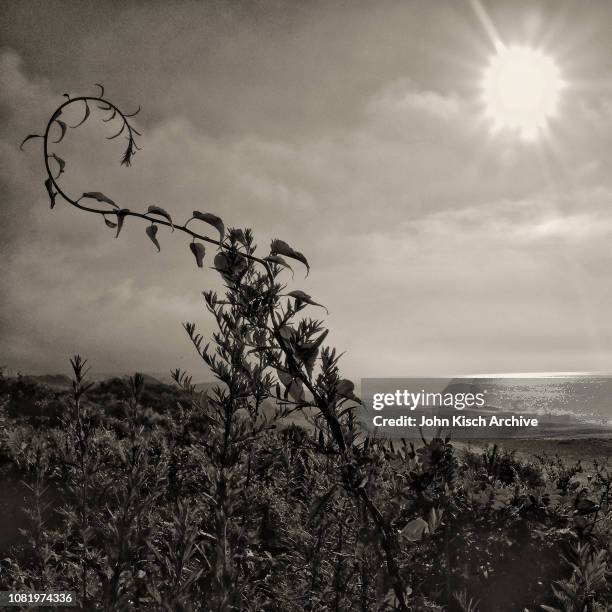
[3,0,612,377]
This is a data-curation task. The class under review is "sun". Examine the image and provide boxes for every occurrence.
[482,45,564,140]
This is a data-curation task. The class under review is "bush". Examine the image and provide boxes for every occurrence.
[1,376,66,426]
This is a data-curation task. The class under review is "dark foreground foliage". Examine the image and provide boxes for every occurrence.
[0,362,610,611]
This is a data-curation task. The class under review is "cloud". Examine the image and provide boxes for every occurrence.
[4,0,612,378]
[369,79,463,121]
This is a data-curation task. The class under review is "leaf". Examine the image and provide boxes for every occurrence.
[44,178,56,209]
[427,507,444,533]
[82,192,117,208]
[50,153,65,177]
[146,224,160,252]
[102,109,117,123]
[213,251,247,281]
[312,329,329,349]
[115,209,129,238]
[121,139,136,167]
[20,134,43,150]
[356,475,368,489]
[276,370,304,402]
[147,205,174,231]
[192,211,224,243]
[72,100,90,128]
[53,120,67,144]
[295,343,319,377]
[287,290,329,314]
[270,239,309,275]
[107,122,125,140]
[265,254,294,278]
[103,216,117,229]
[288,379,304,402]
[295,331,328,377]
[213,251,230,272]
[123,106,141,118]
[401,517,429,542]
[229,228,247,247]
[189,242,206,268]
[336,379,359,401]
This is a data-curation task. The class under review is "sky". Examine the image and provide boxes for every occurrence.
[3,0,612,379]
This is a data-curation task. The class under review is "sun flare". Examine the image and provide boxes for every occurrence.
[482,45,564,140]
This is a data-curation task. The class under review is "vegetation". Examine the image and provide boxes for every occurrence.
[2,88,609,611]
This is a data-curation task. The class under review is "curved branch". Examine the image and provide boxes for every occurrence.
[39,94,322,400]
[40,93,267,262]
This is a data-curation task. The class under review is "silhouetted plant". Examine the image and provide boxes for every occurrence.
[20,85,416,609]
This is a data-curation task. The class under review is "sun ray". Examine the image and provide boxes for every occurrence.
[469,0,505,51]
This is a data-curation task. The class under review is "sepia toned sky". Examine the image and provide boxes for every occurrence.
[4,0,612,378]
